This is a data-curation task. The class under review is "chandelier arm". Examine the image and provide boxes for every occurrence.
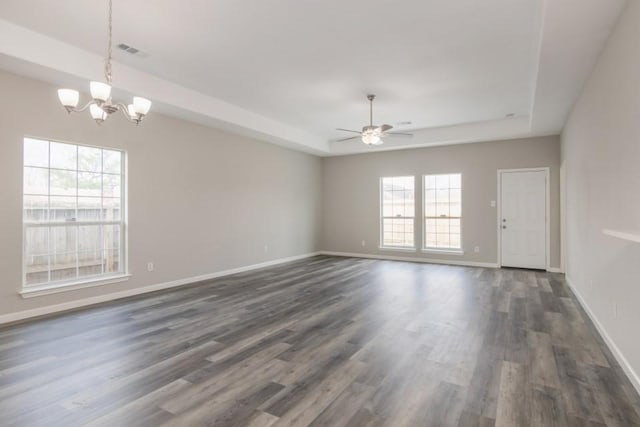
[66,100,97,114]
[115,103,142,124]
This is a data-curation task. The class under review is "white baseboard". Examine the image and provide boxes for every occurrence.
[0,252,321,325]
[320,250,499,268]
[547,267,564,273]
[565,275,640,396]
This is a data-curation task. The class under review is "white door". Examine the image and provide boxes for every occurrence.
[500,170,547,269]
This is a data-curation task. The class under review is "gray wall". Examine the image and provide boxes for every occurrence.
[322,136,561,268]
[0,69,323,317]
[0,69,564,320]
[562,0,640,383]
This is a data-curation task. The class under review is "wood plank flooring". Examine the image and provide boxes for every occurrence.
[1,255,639,426]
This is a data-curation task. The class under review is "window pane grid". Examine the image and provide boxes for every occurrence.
[424,174,462,250]
[23,138,124,288]
[381,176,415,248]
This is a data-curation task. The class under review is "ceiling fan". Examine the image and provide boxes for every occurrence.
[336,94,413,145]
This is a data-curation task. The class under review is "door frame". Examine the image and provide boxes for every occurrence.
[497,167,550,271]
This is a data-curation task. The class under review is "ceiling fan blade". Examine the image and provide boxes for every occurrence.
[335,136,361,142]
[336,128,362,134]
[377,124,393,133]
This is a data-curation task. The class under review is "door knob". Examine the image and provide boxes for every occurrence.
[502,219,507,222]
[502,225,507,229]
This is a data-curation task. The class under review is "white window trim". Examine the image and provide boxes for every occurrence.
[20,273,132,298]
[379,176,416,250]
[379,246,418,252]
[422,173,463,252]
[421,248,464,255]
[22,136,129,293]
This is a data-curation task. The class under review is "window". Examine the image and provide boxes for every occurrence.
[381,176,415,248]
[424,173,462,251]
[23,137,126,289]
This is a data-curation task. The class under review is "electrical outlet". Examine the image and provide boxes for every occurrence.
[147,262,154,272]
[490,200,496,208]
[613,302,618,319]
[264,244,269,253]
[474,246,480,253]
[361,240,366,247]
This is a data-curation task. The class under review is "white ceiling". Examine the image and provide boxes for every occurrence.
[0,0,628,155]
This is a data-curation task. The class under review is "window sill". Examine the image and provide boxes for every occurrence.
[421,248,465,256]
[20,274,132,299]
[378,246,417,252]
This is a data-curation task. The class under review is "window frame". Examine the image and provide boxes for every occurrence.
[422,173,463,254]
[379,176,416,251]
[21,136,129,296]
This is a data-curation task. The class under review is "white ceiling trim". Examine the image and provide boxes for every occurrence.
[0,17,545,157]
[0,0,628,157]
[529,0,628,135]
[330,116,536,155]
[526,0,547,130]
[0,18,330,155]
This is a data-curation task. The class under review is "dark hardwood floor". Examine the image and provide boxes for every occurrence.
[1,255,639,426]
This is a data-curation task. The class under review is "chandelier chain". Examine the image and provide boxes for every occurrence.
[105,0,113,83]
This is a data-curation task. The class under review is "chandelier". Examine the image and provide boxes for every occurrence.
[57,0,151,125]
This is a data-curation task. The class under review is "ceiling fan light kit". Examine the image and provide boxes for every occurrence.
[336,94,413,145]
[57,0,151,125]
[361,127,383,145]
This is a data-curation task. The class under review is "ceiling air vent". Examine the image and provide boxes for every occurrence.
[117,43,144,56]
